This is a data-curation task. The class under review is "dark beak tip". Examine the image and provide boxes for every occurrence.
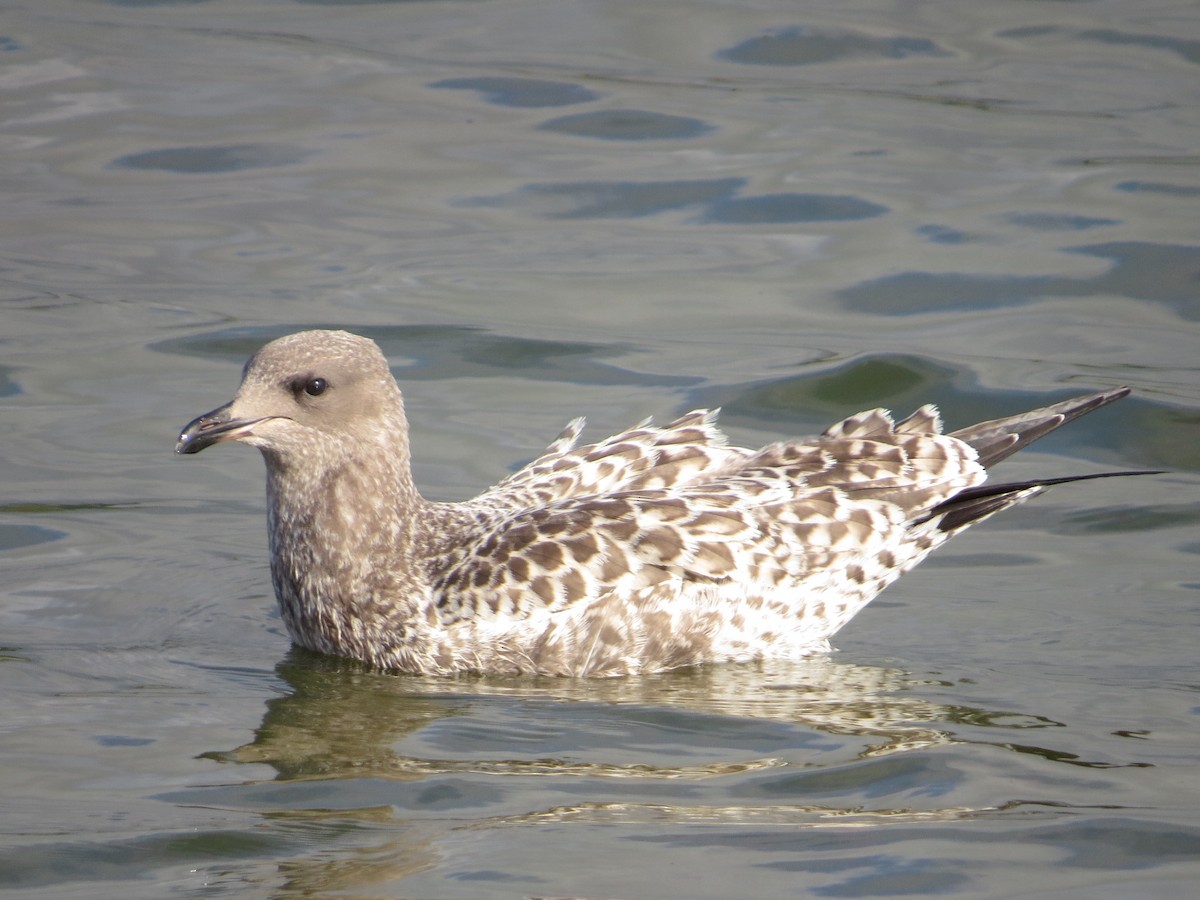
[175,403,237,456]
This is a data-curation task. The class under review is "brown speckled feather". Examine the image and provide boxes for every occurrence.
[177,330,1146,676]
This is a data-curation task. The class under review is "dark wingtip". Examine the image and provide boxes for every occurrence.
[951,386,1133,470]
[926,468,1163,532]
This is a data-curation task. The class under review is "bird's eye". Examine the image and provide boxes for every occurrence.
[304,377,328,397]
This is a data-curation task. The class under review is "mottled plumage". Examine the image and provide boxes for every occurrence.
[177,330,1142,676]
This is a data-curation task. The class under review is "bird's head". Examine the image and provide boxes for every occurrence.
[175,330,404,462]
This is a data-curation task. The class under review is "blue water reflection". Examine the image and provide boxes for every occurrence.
[720,25,950,65]
[430,76,600,108]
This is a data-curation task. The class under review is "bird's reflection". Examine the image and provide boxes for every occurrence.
[206,648,955,781]
[194,650,1149,896]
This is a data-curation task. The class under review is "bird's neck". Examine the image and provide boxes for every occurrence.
[262,436,433,663]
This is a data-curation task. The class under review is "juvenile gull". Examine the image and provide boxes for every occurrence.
[177,330,1147,677]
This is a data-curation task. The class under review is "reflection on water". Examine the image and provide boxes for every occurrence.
[540,109,714,141]
[203,653,474,781]
[837,242,1200,319]
[110,143,313,174]
[464,176,892,224]
[152,649,1175,896]
[206,650,1150,793]
[719,26,951,65]
[429,76,602,108]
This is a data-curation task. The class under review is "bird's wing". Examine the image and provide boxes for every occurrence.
[472,410,748,514]
[430,411,988,625]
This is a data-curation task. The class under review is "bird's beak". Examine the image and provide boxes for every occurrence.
[175,402,267,454]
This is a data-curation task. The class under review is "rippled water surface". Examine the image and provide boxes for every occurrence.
[2,0,1199,897]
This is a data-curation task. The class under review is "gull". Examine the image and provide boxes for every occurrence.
[177,329,1148,676]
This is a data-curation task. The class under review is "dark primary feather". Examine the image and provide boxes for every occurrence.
[927,470,1163,533]
[927,386,1158,532]
[950,386,1131,469]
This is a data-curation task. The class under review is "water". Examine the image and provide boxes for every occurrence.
[2,0,1198,896]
